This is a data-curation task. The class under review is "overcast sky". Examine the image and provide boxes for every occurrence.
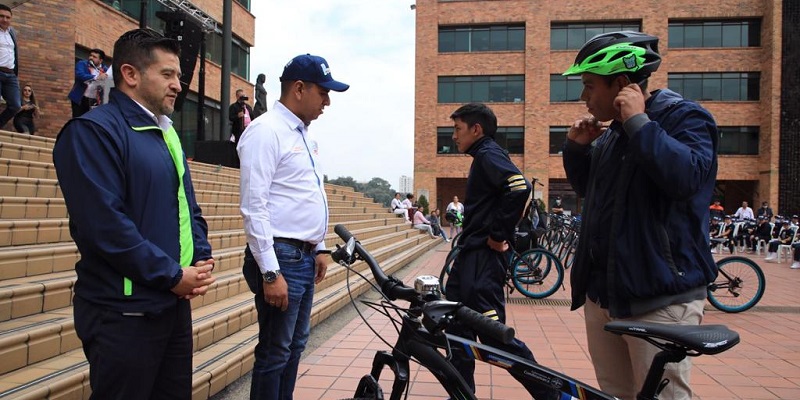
[248,1,417,189]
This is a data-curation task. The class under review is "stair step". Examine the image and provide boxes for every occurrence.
[0,240,442,399]
[0,130,56,150]
[0,142,52,165]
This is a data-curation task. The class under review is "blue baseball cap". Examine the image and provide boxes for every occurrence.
[279,54,349,92]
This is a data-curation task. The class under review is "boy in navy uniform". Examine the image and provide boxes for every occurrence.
[444,103,557,399]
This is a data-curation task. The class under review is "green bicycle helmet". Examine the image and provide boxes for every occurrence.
[562,31,661,80]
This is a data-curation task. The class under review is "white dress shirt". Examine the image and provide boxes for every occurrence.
[0,28,14,70]
[238,101,328,273]
[734,207,754,220]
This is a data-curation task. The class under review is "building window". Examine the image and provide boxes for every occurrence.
[172,94,223,153]
[234,0,250,10]
[668,20,761,48]
[206,33,251,79]
[496,127,524,154]
[719,126,759,155]
[437,126,524,154]
[438,75,524,103]
[551,21,641,50]
[668,72,760,101]
[550,75,583,102]
[437,127,456,154]
[549,127,569,154]
[439,24,525,52]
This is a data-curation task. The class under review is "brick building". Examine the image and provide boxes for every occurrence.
[413,0,797,217]
[9,0,254,156]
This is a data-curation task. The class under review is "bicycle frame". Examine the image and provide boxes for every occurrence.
[334,224,739,400]
[353,307,619,400]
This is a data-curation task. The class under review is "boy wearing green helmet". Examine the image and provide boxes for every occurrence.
[562,31,719,400]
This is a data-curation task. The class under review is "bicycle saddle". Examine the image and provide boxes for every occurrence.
[604,321,740,355]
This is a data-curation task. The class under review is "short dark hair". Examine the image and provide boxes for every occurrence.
[406,193,414,200]
[0,5,11,14]
[90,48,106,61]
[449,103,498,138]
[112,29,180,87]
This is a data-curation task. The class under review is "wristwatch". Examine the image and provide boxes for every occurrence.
[262,270,281,283]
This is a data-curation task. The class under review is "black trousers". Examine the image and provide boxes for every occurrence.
[71,96,95,118]
[444,247,557,400]
[73,295,193,400]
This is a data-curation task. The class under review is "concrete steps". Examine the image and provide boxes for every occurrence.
[0,129,440,400]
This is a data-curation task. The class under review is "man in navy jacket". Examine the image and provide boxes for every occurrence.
[562,31,718,400]
[68,48,111,117]
[54,29,215,400]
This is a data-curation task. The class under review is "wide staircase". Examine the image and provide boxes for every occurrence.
[0,130,441,400]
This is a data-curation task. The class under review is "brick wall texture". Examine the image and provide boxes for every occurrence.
[10,0,254,138]
[414,0,791,215]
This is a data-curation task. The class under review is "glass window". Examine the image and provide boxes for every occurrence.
[550,75,583,102]
[496,127,524,154]
[438,126,524,154]
[718,126,759,155]
[438,76,525,103]
[551,21,642,50]
[437,127,457,154]
[668,72,760,101]
[439,24,525,53]
[669,19,761,48]
[549,127,569,155]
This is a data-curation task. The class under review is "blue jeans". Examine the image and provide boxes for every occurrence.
[247,242,316,400]
[0,71,20,128]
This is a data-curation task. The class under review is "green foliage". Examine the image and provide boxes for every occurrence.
[327,176,396,207]
[417,195,429,215]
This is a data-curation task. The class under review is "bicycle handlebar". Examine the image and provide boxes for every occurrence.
[333,224,515,344]
[454,306,515,344]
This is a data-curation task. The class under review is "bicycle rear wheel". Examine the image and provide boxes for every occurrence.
[439,246,461,296]
[707,256,766,313]
[511,248,564,299]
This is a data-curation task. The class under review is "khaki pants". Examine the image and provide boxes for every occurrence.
[584,297,705,400]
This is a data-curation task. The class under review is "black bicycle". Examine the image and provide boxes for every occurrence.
[331,224,740,400]
[439,235,564,300]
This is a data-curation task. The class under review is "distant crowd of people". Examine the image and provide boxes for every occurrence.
[709,200,799,269]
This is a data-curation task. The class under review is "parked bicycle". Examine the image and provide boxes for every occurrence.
[439,232,564,300]
[331,224,741,400]
[707,255,766,313]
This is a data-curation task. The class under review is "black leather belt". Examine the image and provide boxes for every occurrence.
[0,67,13,74]
[274,237,316,253]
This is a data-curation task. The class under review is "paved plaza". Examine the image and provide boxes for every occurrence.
[290,243,800,399]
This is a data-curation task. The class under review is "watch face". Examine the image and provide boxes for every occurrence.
[263,270,278,283]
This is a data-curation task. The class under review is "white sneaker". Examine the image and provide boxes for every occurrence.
[791,261,800,269]
[764,253,777,261]
[710,248,718,254]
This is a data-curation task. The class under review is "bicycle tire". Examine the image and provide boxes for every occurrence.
[511,248,564,299]
[439,246,461,296]
[707,256,766,313]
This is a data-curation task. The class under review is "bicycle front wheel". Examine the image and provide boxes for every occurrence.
[511,248,564,299]
[707,256,766,313]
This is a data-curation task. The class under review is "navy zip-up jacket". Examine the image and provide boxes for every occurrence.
[563,89,719,318]
[53,89,212,314]
[460,136,531,251]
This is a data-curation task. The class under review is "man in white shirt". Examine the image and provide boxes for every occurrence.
[391,192,410,222]
[0,5,20,129]
[733,201,754,221]
[238,53,348,400]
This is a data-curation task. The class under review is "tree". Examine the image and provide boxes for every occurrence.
[363,177,394,207]
[417,194,429,216]
[328,176,365,192]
